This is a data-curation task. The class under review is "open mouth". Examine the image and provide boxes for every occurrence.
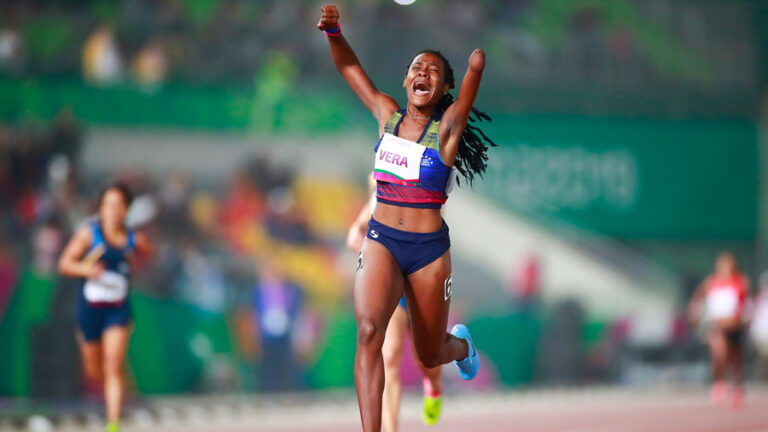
[412,80,431,97]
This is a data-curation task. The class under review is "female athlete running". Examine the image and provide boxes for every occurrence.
[318,5,495,430]
[689,252,750,409]
[58,184,151,432]
[347,176,443,431]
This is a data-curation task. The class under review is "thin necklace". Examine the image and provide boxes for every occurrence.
[407,105,430,120]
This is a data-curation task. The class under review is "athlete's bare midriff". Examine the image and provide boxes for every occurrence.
[373,201,443,233]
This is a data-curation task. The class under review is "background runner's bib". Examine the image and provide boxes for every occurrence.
[374,133,426,185]
[84,269,129,303]
[707,288,739,320]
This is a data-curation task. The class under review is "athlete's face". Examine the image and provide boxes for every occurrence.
[100,189,128,230]
[715,253,736,276]
[404,53,449,109]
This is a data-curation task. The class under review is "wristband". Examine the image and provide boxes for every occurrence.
[325,24,341,37]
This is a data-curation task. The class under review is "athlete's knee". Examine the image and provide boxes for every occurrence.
[357,318,383,348]
[419,355,443,369]
[382,342,403,370]
[415,348,443,369]
[83,362,104,383]
[103,355,123,378]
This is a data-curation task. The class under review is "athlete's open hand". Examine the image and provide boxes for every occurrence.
[317,5,340,31]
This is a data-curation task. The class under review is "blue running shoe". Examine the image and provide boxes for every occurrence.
[451,324,479,380]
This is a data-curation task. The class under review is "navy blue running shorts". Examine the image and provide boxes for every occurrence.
[366,217,450,275]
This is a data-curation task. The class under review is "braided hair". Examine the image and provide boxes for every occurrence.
[408,50,497,186]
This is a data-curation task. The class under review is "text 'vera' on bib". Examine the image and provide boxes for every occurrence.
[84,270,129,303]
[374,133,427,186]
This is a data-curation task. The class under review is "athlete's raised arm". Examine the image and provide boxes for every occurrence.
[317,5,398,127]
[441,49,486,161]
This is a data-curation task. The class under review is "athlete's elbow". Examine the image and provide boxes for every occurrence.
[346,230,363,252]
[57,259,71,277]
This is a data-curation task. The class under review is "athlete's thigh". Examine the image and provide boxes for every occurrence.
[78,332,103,374]
[405,250,452,354]
[355,239,406,328]
[708,330,728,359]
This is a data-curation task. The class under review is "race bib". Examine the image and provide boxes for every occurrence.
[84,270,129,303]
[707,289,739,320]
[374,133,426,185]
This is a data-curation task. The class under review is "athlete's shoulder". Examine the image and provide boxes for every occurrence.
[79,215,100,230]
[71,221,95,244]
[383,108,403,126]
[738,273,750,290]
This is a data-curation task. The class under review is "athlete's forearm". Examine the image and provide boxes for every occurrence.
[319,4,392,121]
[319,5,359,72]
[454,50,485,120]
[58,258,91,278]
[134,231,153,258]
[327,36,388,117]
[442,50,485,137]
[328,35,361,73]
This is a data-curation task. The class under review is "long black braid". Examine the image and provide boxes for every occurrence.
[408,50,497,186]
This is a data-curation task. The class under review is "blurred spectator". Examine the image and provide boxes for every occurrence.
[511,252,541,308]
[250,50,298,131]
[0,20,25,74]
[220,170,265,227]
[82,25,123,85]
[176,239,228,313]
[537,299,586,384]
[0,234,19,319]
[32,215,64,276]
[187,191,218,238]
[0,126,13,208]
[50,107,82,167]
[250,259,305,392]
[158,170,192,237]
[264,186,313,245]
[131,39,168,90]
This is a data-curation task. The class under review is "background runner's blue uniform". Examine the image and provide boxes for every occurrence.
[77,220,135,342]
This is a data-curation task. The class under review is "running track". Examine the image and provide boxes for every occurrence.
[77,388,768,432]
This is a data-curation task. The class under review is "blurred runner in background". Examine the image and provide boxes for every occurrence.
[58,184,151,432]
[689,252,749,409]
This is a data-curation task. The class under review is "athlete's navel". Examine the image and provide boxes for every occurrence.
[398,218,406,226]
